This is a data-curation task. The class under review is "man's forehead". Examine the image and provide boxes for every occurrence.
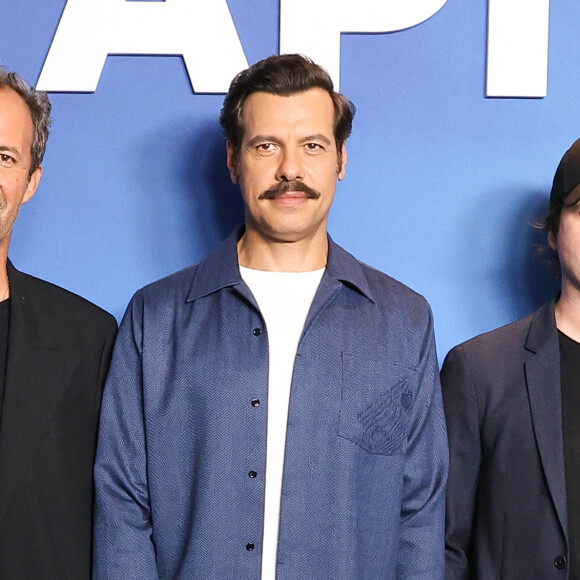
[243,88,334,110]
[241,88,335,135]
[0,86,29,110]
[0,87,35,164]
[0,86,33,129]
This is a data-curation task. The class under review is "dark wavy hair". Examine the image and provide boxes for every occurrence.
[0,67,52,176]
[220,54,355,168]
[535,197,565,278]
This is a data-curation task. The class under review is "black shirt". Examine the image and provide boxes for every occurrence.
[0,298,10,422]
[560,329,580,578]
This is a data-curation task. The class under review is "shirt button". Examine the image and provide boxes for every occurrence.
[554,555,567,569]
[248,470,257,478]
[246,543,255,551]
[251,398,260,407]
[253,328,261,336]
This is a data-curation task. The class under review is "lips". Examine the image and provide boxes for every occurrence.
[270,190,312,207]
[273,190,308,199]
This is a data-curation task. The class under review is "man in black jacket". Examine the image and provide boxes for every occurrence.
[0,67,117,579]
[442,138,580,579]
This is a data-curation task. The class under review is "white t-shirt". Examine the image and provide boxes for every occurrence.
[240,265,325,580]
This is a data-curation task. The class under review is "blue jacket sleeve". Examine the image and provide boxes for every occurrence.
[93,292,159,579]
[397,307,449,579]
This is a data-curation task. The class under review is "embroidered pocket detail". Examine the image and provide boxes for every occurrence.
[338,352,413,455]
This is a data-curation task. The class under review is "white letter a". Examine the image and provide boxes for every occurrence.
[37,0,248,93]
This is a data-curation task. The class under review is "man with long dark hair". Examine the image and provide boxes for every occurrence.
[443,138,580,578]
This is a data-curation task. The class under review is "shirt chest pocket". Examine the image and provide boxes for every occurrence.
[338,352,414,455]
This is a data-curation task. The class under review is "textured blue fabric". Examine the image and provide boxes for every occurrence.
[94,228,448,579]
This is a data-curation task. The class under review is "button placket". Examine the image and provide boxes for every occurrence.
[246,317,265,562]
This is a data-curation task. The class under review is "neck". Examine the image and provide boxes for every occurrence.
[0,242,10,301]
[237,229,328,272]
[555,282,580,342]
[0,266,9,302]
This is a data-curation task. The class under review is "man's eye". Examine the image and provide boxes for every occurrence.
[0,154,15,165]
[305,143,323,151]
[257,143,274,151]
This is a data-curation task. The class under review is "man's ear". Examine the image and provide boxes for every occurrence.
[338,143,347,181]
[226,142,239,184]
[23,165,43,204]
[548,230,558,251]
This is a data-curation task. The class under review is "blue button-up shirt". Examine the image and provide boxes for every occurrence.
[94,228,448,579]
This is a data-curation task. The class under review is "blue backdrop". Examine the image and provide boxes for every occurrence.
[1,0,576,360]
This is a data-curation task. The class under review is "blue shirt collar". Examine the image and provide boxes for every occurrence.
[187,226,375,304]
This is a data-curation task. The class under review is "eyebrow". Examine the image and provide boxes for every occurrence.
[246,135,279,147]
[0,145,22,163]
[302,134,333,146]
[0,146,21,157]
[245,134,333,147]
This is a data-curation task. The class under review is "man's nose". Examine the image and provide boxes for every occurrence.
[275,148,304,182]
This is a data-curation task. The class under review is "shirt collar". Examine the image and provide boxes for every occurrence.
[187,226,375,304]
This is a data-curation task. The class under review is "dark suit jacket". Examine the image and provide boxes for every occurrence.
[0,262,117,580]
[441,301,570,579]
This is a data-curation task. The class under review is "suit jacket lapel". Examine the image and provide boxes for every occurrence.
[525,301,568,540]
[0,263,67,525]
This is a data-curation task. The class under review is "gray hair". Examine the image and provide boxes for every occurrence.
[0,67,52,176]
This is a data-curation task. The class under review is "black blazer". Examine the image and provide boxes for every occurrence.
[0,262,117,579]
[441,301,569,579]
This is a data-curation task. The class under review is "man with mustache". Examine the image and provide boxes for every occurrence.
[94,54,447,579]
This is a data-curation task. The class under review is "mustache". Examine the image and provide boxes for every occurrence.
[259,180,321,200]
